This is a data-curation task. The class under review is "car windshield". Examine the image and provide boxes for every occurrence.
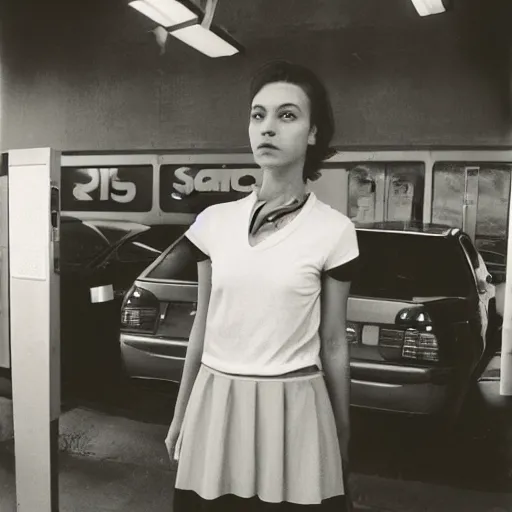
[116,225,189,263]
[352,231,472,300]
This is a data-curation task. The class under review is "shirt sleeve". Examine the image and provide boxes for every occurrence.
[325,257,360,282]
[184,206,214,258]
[324,218,359,272]
[181,236,210,262]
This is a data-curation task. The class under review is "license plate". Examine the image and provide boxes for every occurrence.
[362,325,379,346]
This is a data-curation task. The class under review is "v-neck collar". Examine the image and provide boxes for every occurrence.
[249,193,310,235]
[244,190,316,250]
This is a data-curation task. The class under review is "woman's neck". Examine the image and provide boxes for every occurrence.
[256,166,307,204]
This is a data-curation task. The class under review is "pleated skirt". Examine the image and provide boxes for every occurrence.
[171,364,348,511]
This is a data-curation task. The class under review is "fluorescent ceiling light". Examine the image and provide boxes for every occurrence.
[410,0,447,16]
[130,0,242,58]
[171,24,239,58]
[129,0,197,28]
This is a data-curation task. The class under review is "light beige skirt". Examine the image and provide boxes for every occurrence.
[173,364,345,506]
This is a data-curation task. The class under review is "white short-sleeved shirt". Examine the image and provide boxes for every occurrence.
[185,191,359,376]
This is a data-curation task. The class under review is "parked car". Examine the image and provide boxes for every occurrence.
[60,216,188,398]
[119,222,501,423]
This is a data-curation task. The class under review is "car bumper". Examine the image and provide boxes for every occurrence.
[120,334,187,383]
[121,334,453,415]
[350,361,452,415]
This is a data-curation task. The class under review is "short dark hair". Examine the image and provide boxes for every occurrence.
[249,60,336,182]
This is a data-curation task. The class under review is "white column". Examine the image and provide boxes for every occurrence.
[0,154,10,369]
[500,170,512,395]
[8,148,61,511]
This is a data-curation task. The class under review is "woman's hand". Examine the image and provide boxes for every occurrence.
[165,420,182,465]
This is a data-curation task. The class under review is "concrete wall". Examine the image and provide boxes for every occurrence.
[1,0,511,152]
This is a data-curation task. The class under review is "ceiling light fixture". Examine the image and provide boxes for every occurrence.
[129,0,198,27]
[129,0,242,58]
[410,0,452,17]
[170,23,240,58]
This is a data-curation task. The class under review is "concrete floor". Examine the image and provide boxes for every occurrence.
[1,440,512,512]
[1,376,512,511]
[0,450,175,512]
[1,396,512,512]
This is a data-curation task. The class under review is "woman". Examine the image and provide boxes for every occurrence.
[165,60,359,511]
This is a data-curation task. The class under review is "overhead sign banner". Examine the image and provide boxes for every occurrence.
[160,164,262,213]
[61,166,153,212]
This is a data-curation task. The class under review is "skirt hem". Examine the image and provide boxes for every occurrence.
[173,488,350,511]
[174,485,346,506]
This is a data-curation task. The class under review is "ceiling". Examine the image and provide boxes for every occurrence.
[187,0,503,43]
[208,0,422,36]
[5,0,504,54]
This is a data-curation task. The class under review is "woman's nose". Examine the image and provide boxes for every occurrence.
[260,117,276,137]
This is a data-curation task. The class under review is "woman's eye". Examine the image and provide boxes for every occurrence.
[281,112,296,120]
[251,112,263,120]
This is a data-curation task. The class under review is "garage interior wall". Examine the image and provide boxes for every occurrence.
[0,0,511,152]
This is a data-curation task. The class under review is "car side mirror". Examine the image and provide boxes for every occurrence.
[477,275,493,295]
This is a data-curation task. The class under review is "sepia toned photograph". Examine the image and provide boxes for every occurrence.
[0,0,511,511]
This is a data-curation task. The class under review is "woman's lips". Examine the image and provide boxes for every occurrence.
[258,143,278,150]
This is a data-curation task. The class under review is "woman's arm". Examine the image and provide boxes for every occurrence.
[171,259,212,427]
[319,274,352,465]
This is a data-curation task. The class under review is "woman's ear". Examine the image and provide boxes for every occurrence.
[308,125,317,146]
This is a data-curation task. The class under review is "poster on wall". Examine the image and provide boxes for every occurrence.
[61,166,153,212]
[386,177,414,221]
[347,164,380,223]
[160,164,262,214]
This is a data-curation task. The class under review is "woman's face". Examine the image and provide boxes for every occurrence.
[249,81,317,172]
